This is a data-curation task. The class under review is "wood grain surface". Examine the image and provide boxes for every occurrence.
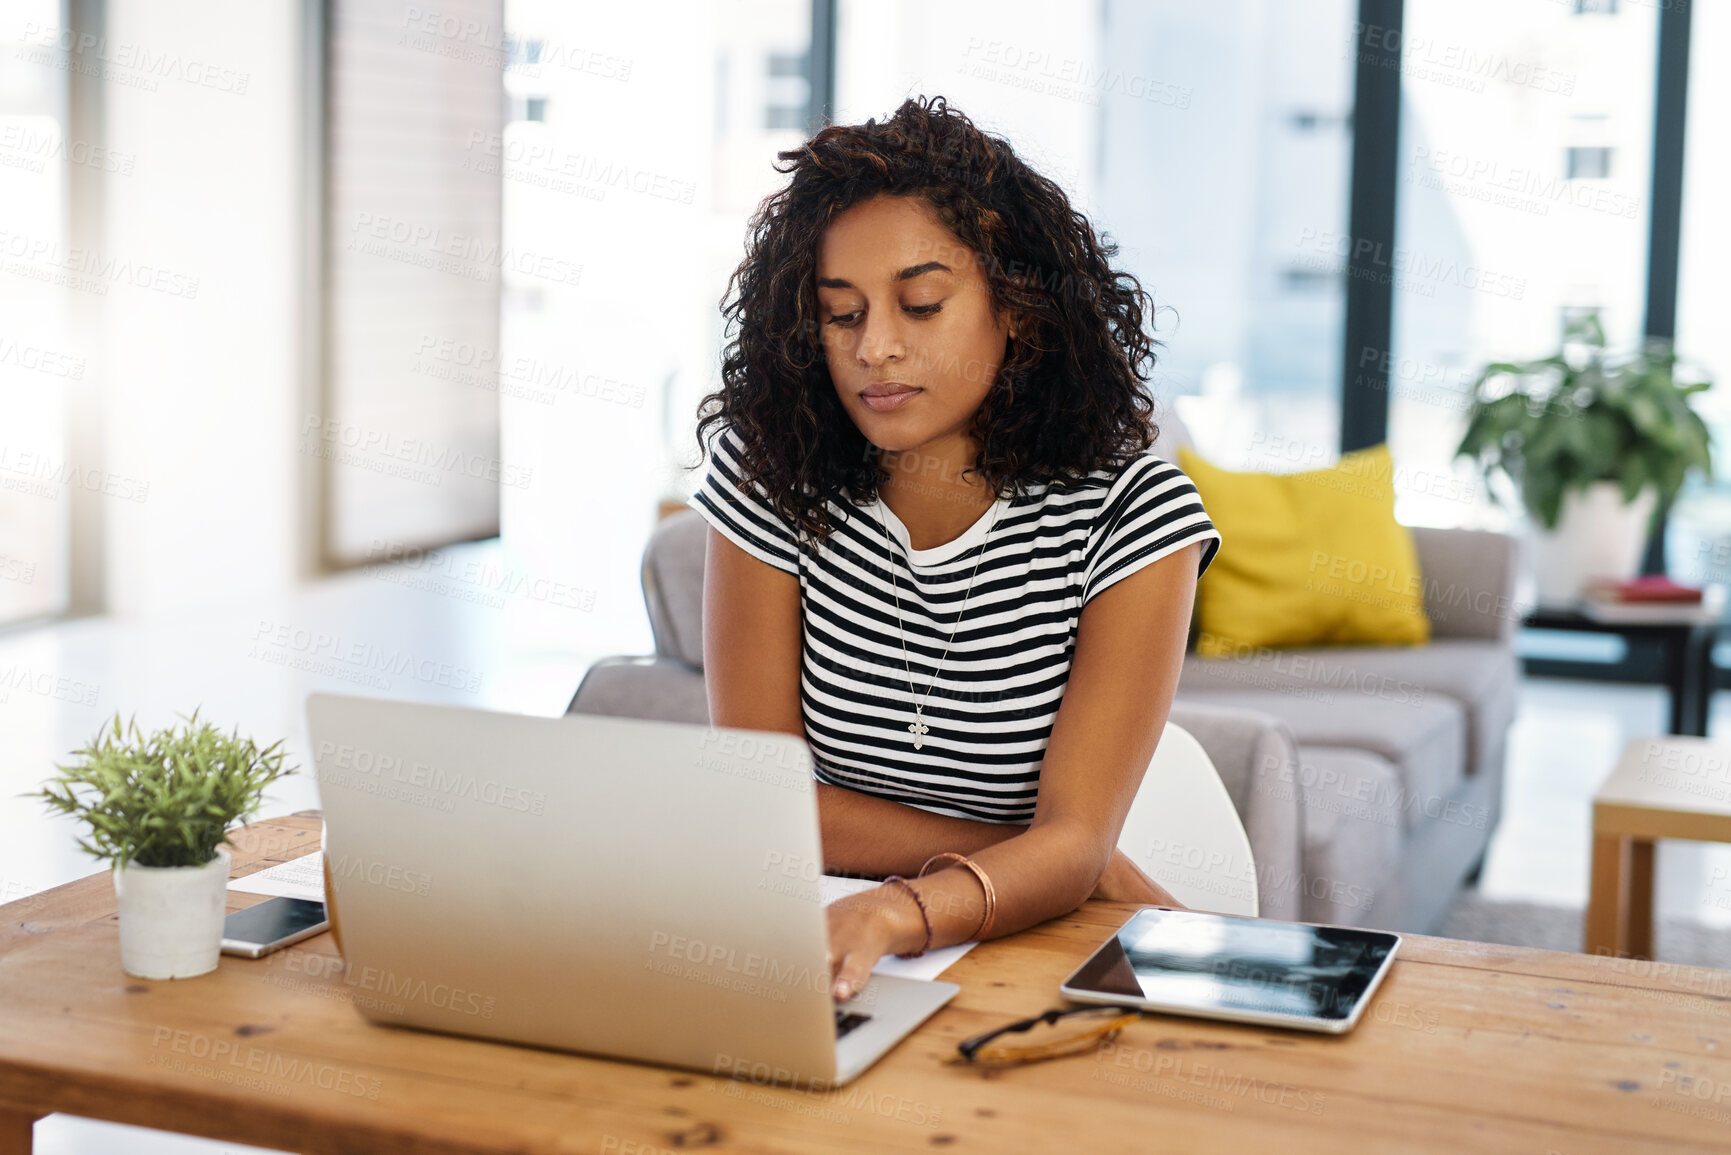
[4,812,1731,1154]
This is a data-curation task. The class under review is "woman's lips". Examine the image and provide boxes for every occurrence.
[861,388,921,413]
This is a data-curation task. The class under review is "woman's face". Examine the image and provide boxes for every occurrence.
[815,194,1013,460]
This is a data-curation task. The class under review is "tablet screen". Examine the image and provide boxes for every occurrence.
[1063,908,1398,1022]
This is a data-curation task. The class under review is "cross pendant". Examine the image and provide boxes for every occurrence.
[908,716,929,749]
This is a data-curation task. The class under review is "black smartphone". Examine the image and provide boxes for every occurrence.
[220,896,330,958]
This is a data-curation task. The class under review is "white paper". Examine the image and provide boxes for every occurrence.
[228,851,325,902]
[821,874,979,982]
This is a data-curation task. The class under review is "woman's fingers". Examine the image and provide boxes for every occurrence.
[825,896,889,1001]
[832,948,873,1002]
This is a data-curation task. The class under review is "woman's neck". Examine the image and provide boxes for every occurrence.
[878,451,998,552]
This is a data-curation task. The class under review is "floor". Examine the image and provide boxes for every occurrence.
[4,536,1729,1153]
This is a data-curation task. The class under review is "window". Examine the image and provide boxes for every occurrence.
[1387,0,1656,529]
[836,1,1356,468]
[502,284,545,314]
[764,50,809,131]
[507,94,547,123]
[505,36,544,68]
[1663,0,1731,581]
[1567,145,1612,179]
[765,103,805,130]
[0,0,75,624]
[1290,110,1346,132]
[497,0,814,660]
[1082,0,1356,467]
[1284,266,1342,291]
[322,0,506,564]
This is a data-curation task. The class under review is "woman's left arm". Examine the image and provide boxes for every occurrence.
[826,541,1203,998]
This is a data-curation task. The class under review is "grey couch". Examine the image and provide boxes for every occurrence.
[567,501,1521,933]
[1143,412,1521,933]
[1174,523,1521,932]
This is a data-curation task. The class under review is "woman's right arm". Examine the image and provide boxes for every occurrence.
[700,526,1024,877]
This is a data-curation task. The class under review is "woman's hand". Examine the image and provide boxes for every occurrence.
[825,886,922,1002]
[1091,848,1189,909]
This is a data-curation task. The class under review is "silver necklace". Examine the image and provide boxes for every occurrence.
[871,494,1004,749]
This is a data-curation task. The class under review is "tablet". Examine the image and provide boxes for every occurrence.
[1058,907,1401,1034]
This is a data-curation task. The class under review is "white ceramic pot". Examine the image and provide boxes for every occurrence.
[1529,481,1658,606]
[112,844,231,980]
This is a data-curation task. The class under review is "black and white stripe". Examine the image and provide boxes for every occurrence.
[689,423,1220,823]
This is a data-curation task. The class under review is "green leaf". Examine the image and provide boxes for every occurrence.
[1459,332,1714,525]
[26,709,299,868]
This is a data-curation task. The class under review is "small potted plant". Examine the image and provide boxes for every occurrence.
[1455,313,1715,604]
[24,708,297,979]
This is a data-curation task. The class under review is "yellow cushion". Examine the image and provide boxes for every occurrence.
[1177,444,1430,656]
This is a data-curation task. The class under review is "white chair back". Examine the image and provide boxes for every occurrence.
[1115,721,1259,917]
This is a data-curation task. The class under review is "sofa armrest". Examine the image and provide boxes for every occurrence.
[1166,699,1305,922]
[645,510,709,668]
[1410,526,1525,643]
[566,655,711,726]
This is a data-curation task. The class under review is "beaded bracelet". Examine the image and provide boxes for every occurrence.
[918,852,997,941]
[881,875,933,959]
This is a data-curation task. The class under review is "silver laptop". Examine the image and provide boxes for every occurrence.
[305,691,958,1089]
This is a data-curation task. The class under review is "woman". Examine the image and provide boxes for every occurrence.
[687,95,1221,1002]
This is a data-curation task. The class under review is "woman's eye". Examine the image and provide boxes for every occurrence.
[824,303,943,327]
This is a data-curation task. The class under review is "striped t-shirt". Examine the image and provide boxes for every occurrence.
[687,424,1221,823]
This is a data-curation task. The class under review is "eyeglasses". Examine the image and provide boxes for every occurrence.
[945,1004,1142,1068]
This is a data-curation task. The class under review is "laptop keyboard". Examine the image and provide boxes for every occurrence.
[834,1008,872,1039]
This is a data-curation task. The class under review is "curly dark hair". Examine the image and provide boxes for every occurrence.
[692,93,1167,545]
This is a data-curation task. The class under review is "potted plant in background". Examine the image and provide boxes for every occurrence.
[24,709,297,979]
[1455,314,1715,605]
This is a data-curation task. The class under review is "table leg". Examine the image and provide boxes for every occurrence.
[1665,630,1691,735]
[1586,833,1631,956]
[1686,626,1716,737]
[0,1107,39,1155]
[1627,839,1656,959]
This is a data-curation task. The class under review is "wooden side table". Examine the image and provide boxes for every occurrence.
[1586,735,1731,958]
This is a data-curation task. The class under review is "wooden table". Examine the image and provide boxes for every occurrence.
[7,813,1731,1154]
[1588,735,1731,960]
